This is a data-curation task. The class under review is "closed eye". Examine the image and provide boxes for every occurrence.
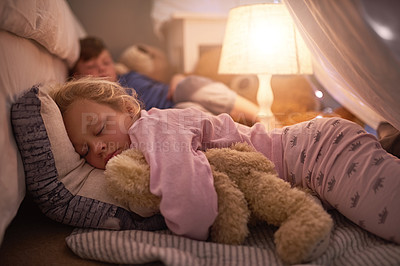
[102,60,112,66]
[96,124,105,136]
[85,63,97,70]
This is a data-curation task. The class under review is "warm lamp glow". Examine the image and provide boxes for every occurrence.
[219,3,313,129]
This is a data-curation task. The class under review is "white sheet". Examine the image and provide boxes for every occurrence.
[284,0,400,130]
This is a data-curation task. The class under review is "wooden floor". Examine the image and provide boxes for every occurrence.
[0,196,112,266]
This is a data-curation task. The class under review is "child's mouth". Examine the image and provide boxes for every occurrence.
[105,149,121,165]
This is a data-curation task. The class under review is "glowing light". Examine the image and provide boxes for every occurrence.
[315,90,324,98]
[369,20,394,40]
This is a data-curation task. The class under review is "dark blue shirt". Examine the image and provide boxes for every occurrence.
[119,71,174,110]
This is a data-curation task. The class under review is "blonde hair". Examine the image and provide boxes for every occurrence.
[51,77,142,119]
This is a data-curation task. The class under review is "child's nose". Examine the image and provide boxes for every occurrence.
[91,141,106,155]
[98,64,107,73]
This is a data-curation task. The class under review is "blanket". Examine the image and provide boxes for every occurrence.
[66,210,400,265]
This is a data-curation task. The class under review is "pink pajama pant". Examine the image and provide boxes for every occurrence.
[280,117,400,244]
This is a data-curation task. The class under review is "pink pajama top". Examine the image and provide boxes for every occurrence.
[128,108,283,241]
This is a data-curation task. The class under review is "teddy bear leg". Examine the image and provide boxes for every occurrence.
[273,195,333,264]
[234,170,332,264]
[210,169,251,245]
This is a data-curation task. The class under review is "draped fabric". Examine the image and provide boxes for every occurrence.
[284,0,400,130]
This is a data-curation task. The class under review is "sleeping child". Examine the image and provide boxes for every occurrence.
[51,77,400,244]
[70,36,260,125]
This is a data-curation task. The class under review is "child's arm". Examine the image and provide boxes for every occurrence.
[166,73,185,100]
[129,109,219,241]
[119,72,174,110]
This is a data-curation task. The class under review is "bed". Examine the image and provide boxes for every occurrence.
[1,0,400,265]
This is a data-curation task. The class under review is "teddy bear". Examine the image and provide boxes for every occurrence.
[104,142,333,264]
[115,43,173,84]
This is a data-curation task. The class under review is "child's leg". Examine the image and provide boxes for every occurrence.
[281,117,400,243]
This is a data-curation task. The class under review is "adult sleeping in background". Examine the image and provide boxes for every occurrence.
[70,36,260,125]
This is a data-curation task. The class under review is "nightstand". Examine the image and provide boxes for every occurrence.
[163,12,227,73]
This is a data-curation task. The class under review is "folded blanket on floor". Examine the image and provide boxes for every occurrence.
[66,210,400,266]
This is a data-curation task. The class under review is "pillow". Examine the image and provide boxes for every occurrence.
[0,0,85,67]
[0,30,69,244]
[11,85,166,231]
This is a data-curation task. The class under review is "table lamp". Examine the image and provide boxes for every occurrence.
[218,3,313,129]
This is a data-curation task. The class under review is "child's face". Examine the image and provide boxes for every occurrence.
[63,99,134,169]
[74,50,117,82]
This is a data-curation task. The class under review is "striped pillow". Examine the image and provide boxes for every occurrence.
[11,86,166,231]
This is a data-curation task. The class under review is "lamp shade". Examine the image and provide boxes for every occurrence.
[218,3,313,75]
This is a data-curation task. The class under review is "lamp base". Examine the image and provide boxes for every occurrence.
[257,114,276,131]
[257,74,276,131]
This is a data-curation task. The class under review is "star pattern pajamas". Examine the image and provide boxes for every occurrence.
[281,117,400,243]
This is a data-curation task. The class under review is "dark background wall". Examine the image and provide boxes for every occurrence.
[67,0,164,60]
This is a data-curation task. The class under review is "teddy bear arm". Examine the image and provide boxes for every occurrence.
[233,169,294,225]
[210,168,250,245]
